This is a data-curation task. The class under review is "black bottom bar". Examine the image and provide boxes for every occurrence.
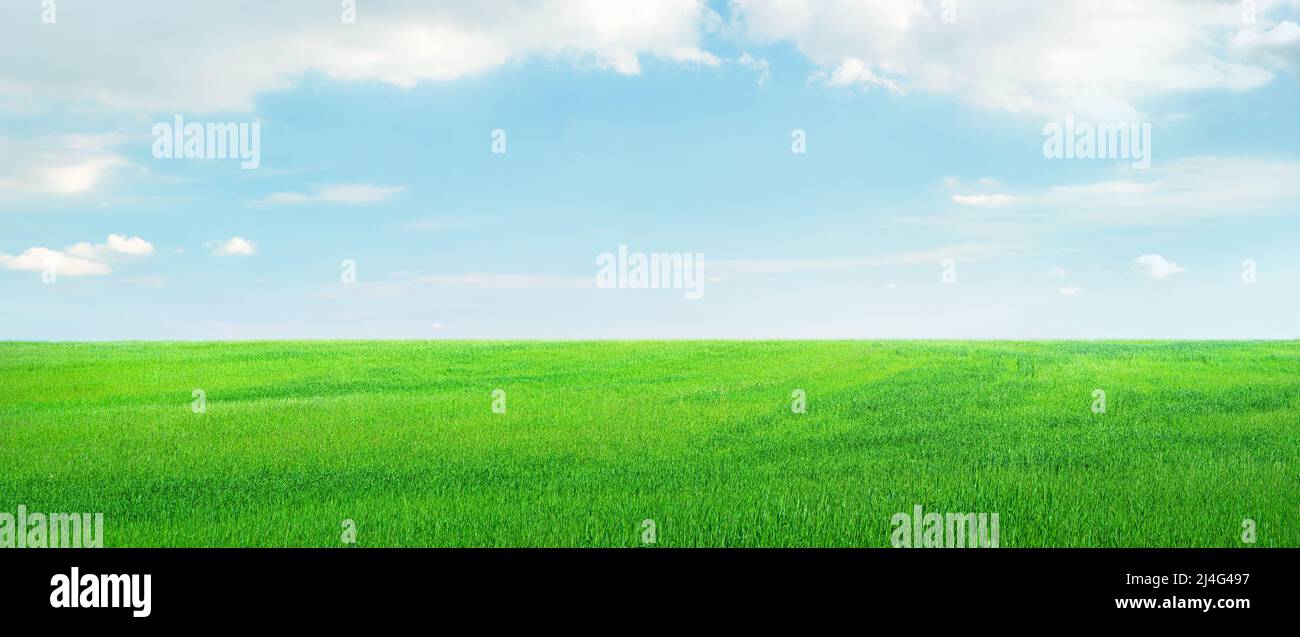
[2,549,1289,626]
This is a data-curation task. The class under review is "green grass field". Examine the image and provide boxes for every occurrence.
[1,341,1297,547]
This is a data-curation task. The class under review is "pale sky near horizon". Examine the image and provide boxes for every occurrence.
[2,0,1299,339]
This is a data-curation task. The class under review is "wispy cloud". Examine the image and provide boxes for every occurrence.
[0,134,127,198]
[257,183,405,206]
[714,243,1024,275]
[736,52,771,87]
[929,157,1300,232]
[392,217,462,231]
[412,273,592,290]
[1051,157,1300,222]
[951,194,1024,207]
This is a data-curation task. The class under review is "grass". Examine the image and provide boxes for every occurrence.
[1,340,1297,548]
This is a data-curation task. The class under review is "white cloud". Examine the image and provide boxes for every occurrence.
[5,1,1290,123]
[1231,20,1300,78]
[0,134,127,197]
[951,194,1023,207]
[737,52,771,87]
[0,1,720,113]
[0,234,154,277]
[1071,157,1300,223]
[732,0,1296,118]
[393,217,461,231]
[813,57,902,94]
[1058,287,1083,296]
[412,273,591,289]
[1049,181,1159,197]
[714,242,1022,274]
[64,234,156,261]
[941,176,1004,190]
[0,247,111,276]
[931,157,1300,229]
[104,234,155,256]
[213,237,257,256]
[1133,254,1186,279]
[258,184,405,206]
[1043,267,1067,278]
[2,1,1292,122]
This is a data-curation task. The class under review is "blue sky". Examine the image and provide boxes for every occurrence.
[3,0,1299,339]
